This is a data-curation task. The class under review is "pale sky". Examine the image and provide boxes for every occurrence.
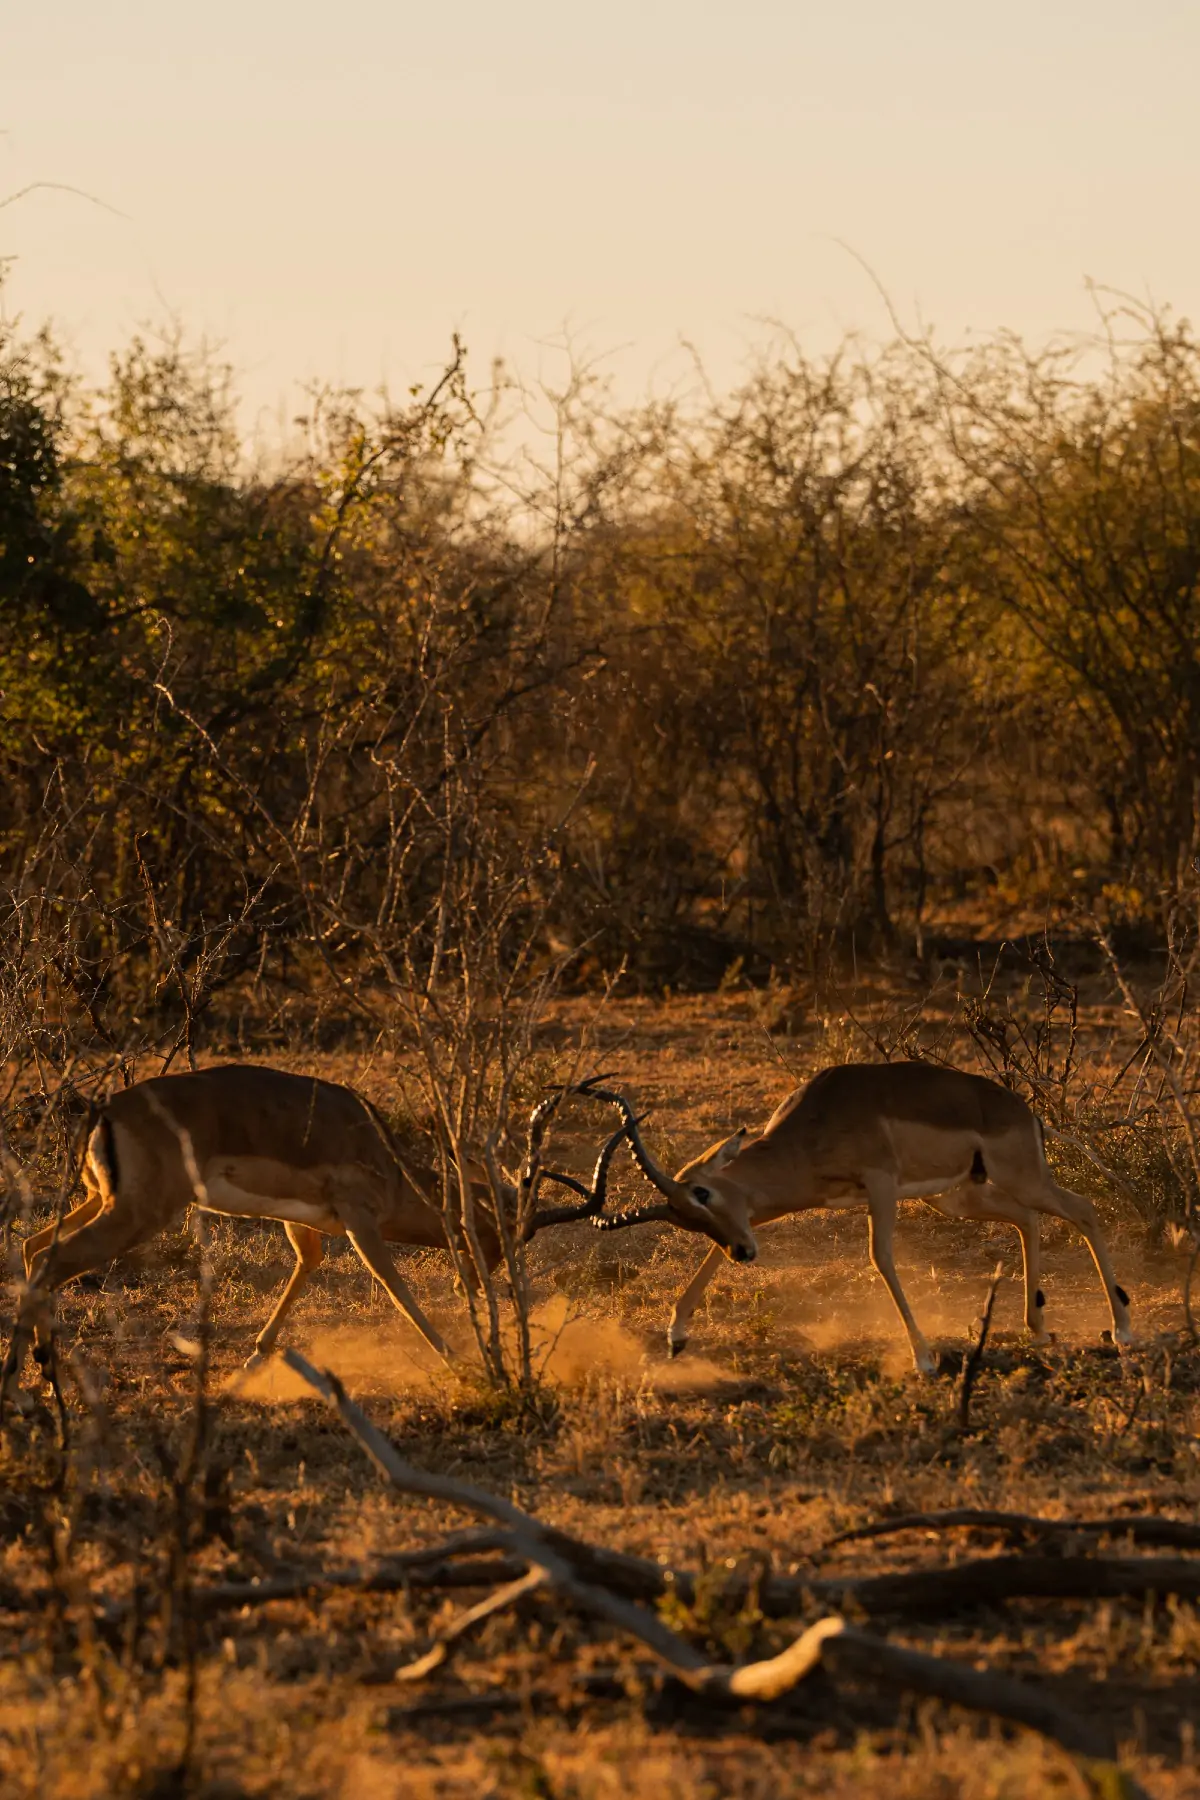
[3,1,1198,435]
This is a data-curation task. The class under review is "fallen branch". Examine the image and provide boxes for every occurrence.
[186,1553,522,1617]
[94,1530,523,1624]
[277,1350,687,1600]
[814,1553,1200,1617]
[823,1508,1200,1553]
[281,1350,1147,1799]
[95,1510,1200,1634]
[806,1625,1138,1787]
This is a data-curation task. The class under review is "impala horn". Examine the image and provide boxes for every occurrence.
[590,1196,674,1232]
[519,1072,628,1237]
[556,1081,693,1210]
[524,1120,631,1238]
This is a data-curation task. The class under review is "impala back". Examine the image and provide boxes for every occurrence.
[761,1061,1037,1200]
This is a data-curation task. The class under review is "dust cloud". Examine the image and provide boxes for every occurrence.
[223,1296,734,1403]
[530,1296,733,1394]
[224,1324,453,1402]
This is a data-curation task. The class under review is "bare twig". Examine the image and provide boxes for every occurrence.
[394,1566,548,1682]
[956,1262,1003,1432]
[0,181,129,217]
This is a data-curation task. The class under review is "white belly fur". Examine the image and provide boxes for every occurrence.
[897,1168,974,1199]
[198,1173,343,1234]
[809,1167,975,1209]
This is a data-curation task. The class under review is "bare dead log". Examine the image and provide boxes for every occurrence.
[805,1626,1138,1787]
[92,1528,1200,1637]
[87,1528,676,1631]
[282,1350,1147,1799]
[823,1508,1200,1553]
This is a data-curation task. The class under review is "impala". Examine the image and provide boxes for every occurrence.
[584,1064,1132,1373]
[19,1065,625,1371]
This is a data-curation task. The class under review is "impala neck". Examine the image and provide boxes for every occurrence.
[728,1133,817,1216]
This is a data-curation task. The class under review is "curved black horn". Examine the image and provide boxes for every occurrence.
[519,1089,568,1201]
[524,1120,630,1239]
[558,1083,690,1206]
[518,1072,625,1214]
[591,1201,673,1232]
[546,1072,619,1093]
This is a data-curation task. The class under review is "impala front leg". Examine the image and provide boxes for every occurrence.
[667,1243,726,1357]
[340,1211,455,1366]
[864,1171,937,1376]
[23,1197,159,1370]
[22,1192,107,1371]
[1043,1182,1133,1346]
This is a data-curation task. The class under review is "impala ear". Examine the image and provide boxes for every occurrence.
[706,1126,748,1172]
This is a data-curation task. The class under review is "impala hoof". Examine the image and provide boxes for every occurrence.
[667,1337,687,1360]
[242,1351,268,1372]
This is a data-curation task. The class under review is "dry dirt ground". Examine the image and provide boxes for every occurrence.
[3,989,1200,1798]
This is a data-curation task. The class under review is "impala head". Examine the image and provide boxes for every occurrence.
[669,1128,759,1261]
[574,1084,760,1261]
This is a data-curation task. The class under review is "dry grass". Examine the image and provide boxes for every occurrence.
[3,989,1200,1798]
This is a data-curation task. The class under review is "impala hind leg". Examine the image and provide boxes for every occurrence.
[22,1200,161,1369]
[244,1223,326,1370]
[22,1191,106,1282]
[931,1184,1048,1342]
[341,1212,454,1366]
[667,1244,726,1357]
[864,1172,936,1375]
[21,1193,104,1369]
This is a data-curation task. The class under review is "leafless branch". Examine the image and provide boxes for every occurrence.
[956,1262,1003,1432]
[393,1566,548,1682]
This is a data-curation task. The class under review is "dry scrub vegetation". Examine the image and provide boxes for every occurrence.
[6,297,1200,1796]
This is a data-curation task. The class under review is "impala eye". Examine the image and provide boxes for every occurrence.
[692,1186,711,1205]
